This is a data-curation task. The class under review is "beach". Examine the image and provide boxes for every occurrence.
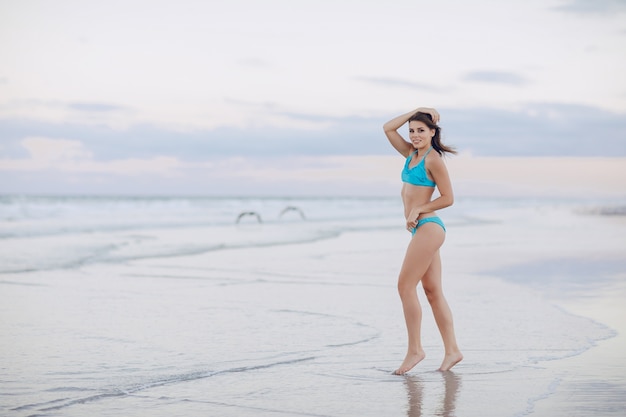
[1,195,625,416]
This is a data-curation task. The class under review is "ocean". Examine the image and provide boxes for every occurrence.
[0,196,406,274]
[1,195,625,416]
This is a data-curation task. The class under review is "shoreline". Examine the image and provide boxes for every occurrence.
[528,269,626,416]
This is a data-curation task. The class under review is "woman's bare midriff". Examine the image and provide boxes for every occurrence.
[401,183,437,220]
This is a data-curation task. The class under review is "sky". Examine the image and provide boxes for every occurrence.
[1,0,625,196]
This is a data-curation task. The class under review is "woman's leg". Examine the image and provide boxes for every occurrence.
[394,224,445,375]
[422,250,463,371]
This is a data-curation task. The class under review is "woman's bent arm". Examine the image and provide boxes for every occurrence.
[405,154,454,225]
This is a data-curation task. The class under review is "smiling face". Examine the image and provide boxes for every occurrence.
[408,121,435,151]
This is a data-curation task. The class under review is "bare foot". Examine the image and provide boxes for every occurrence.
[393,351,426,375]
[438,351,463,371]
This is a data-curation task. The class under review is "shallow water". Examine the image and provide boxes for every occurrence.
[1,195,625,416]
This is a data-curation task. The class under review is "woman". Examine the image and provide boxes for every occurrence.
[383,107,463,374]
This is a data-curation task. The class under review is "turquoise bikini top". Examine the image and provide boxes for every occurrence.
[401,147,436,187]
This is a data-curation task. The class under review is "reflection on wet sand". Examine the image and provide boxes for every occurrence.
[404,372,461,417]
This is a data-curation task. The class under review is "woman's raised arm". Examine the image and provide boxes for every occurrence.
[383,107,440,157]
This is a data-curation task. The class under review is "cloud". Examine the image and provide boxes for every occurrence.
[552,0,626,14]
[7,99,126,112]
[21,137,93,163]
[225,155,398,184]
[0,116,389,160]
[3,152,625,198]
[354,76,446,92]
[236,57,271,68]
[3,99,129,118]
[67,102,127,112]
[223,97,278,112]
[447,155,626,198]
[0,137,182,175]
[1,103,624,161]
[443,103,626,156]
[462,71,528,86]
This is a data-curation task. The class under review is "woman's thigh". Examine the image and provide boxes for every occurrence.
[421,251,443,297]
[399,224,445,286]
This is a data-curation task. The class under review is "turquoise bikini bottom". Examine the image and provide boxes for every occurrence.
[411,216,446,235]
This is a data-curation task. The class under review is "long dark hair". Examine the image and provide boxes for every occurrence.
[408,112,456,155]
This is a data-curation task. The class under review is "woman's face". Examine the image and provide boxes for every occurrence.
[408,121,434,149]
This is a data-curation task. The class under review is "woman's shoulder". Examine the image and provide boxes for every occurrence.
[425,149,446,169]
[426,148,443,161]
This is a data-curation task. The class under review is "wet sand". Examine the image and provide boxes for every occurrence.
[1,201,624,416]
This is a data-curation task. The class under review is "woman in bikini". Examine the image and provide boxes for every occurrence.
[383,107,463,374]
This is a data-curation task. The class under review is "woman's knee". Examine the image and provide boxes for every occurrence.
[397,277,416,299]
[423,284,443,304]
